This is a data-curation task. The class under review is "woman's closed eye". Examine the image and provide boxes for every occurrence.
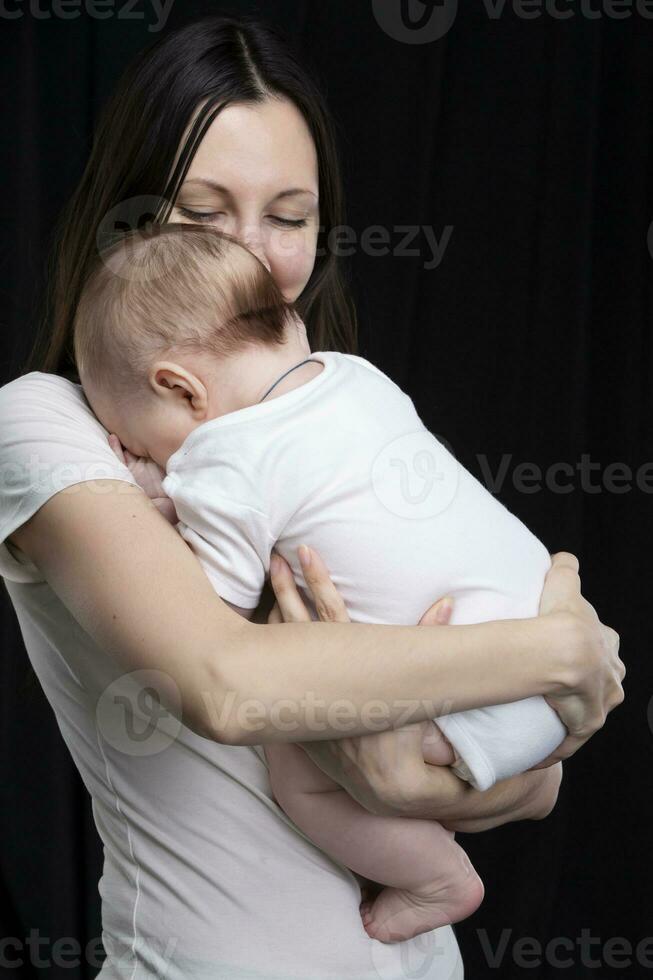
[175,206,308,228]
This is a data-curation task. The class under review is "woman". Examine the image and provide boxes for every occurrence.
[0,14,623,980]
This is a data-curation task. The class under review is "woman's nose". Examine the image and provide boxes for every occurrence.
[243,240,271,273]
[232,224,271,273]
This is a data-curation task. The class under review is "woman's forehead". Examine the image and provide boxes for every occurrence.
[184,100,318,198]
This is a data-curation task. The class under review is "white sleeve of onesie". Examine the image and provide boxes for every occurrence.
[436,696,567,792]
[162,471,275,610]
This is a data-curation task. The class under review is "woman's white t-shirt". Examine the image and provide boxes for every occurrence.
[0,372,464,980]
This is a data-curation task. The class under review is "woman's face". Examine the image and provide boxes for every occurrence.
[170,97,320,303]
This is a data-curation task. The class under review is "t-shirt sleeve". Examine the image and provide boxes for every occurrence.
[0,371,140,583]
[162,469,274,609]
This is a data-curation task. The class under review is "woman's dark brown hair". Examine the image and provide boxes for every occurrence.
[27,12,358,380]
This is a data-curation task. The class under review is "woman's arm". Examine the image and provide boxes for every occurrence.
[11,481,621,749]
[266,548,616,825]
[296,714,563,827]
[438,762,564,833]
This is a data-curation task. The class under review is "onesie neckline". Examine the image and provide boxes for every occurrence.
[166,350,337,469]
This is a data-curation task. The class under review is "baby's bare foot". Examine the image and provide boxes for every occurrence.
[359,860,484,944]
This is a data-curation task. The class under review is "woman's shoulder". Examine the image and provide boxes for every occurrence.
[0,370,122,450]
[0,371,138,571]
[0,370,90,420]
[0,369,135,466]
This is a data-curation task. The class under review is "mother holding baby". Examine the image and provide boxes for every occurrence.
[0,13,624,980]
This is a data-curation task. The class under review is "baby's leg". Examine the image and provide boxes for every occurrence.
[264,742,484,943]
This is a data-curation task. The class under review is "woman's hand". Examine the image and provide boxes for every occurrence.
[526,551,625,770]
[108,433,178,525]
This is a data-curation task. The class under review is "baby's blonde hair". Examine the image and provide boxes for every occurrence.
[73,223,293,396]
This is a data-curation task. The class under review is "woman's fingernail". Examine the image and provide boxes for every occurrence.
[298,544,311,568]
[270,555,281,575]
[436,598,453,623]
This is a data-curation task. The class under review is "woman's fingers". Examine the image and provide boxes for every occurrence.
[271,549,449,629]
[532,549,625,767]
[419,596,454,626]
[267,600,283,624]
[532,619,626,768]
[268,552,312,622]
[539,551,581,616]
[267,546,350,625]
[297,545,351,623]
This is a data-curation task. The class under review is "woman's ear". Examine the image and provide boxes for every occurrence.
[149,360,209,419]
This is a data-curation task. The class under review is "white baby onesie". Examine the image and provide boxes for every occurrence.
[161,350,566,791]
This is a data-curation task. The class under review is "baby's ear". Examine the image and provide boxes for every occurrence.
[151,361,187,393]
[151,361,208,416]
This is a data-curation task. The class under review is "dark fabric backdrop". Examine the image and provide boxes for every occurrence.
[1,1,651,977]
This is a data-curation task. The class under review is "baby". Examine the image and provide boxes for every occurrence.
[74,223,567,945]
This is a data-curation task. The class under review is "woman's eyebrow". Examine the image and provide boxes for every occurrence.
[181,178,318,201]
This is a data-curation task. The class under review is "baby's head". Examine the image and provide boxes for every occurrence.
[74,223,304,467]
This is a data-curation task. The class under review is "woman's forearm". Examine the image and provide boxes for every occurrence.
[212,613,572,745]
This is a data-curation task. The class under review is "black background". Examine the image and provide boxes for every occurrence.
[1,1,651,977]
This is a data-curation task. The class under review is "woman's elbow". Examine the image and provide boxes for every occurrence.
[187,622,259,745]
[186,670,239,744]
